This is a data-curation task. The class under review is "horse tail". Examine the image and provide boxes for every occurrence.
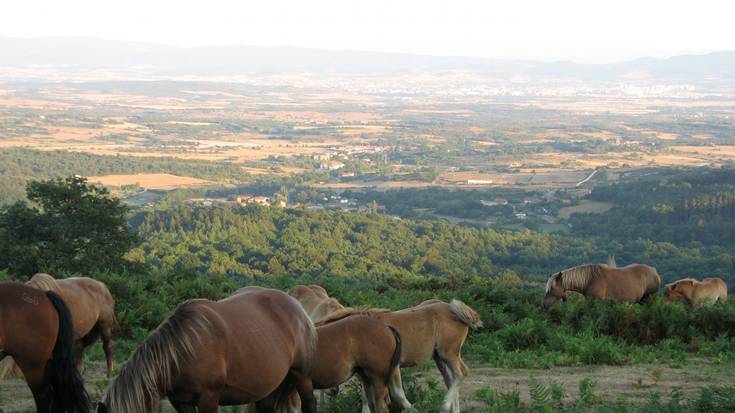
[449,299,483,329]
[46,290,90,413]
[386,325,402,385]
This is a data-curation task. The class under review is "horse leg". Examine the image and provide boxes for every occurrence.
[357,379,375,413]
[388,368,414,411]
[100,324,115,376]
[31,385,52,413]
[196,391,220,413]
[170,401,197,413]
[443,355,467,413]
[434,351,463,413]
[357,373,379,413]
[292,371,317,413]
[74,339,86,373]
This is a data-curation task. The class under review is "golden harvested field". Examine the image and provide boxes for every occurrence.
[88,173,211,190]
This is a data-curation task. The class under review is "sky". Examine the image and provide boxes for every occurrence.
[1,0,734,64]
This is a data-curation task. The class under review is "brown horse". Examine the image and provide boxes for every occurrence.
[278,315,402,413]
[320,299,482,413]
[543,263,661,309]
[0,273,116,379]
[0,282,90,413]
[665,277,728,306]
[97,287,318,413]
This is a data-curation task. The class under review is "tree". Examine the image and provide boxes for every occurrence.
[0,176,137,275]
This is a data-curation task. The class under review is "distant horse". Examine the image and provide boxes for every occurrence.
[0,273,116,379]
[320,299,483,413]
[268,315,402,413]
[543,263,661,309]
[665,277,728,306]
[0,282,90,413]
[97,287,318,413]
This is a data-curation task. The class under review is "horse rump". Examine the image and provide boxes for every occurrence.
[45,291,90,413]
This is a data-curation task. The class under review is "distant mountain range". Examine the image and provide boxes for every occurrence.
[1,36,734,82]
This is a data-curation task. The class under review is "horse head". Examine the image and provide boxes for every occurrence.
[665,279,694,304]
[543,272,566,310]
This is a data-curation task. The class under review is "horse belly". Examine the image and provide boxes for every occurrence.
[389,317,435,366]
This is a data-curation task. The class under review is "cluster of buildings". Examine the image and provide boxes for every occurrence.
[186,194,285,208]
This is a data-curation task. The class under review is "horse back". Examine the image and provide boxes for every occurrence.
[599,264,660,302]
[206,288,316,400]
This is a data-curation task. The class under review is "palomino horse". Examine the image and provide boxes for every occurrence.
[0,282,90,413]
[320,299,483,413]
[0,273,116,379]
[287,285,345,322]
[665,277,728,306]
[544,263,661,309]
[263,315,402,413]
[97,287,318,413]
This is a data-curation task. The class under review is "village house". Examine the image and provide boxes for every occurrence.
[320,160,346,170]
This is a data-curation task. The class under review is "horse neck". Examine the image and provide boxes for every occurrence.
[561,265,597,292]
[104,307,208,413]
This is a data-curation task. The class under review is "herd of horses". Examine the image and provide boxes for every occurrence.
[0,263,728,413]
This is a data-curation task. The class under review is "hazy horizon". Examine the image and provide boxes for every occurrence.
[2,0,734,64]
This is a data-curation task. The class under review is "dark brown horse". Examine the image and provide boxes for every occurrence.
[0,273,116,378]
[544,263,661,309]
[0,282,90,413]
[97,287,318,413]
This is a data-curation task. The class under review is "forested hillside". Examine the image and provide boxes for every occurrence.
[131,204,735,285]
[0,148,250,204]
[570,168,735,256]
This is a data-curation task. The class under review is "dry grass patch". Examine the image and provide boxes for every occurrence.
[88,173,211,190]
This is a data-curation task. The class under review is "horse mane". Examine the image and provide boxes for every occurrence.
[548,264,603,293]
[314,306,391,327]
[27,273,59,292]
[103,301,212,413]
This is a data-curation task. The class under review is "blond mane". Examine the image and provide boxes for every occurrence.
[547,264,602,293]
[314,306,391,326]
[102,301,212,413]
[27,273,59,292]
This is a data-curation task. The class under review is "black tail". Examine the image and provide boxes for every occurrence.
[385,325,402,384]
[45,291,90,413]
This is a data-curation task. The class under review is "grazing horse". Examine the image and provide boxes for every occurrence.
[288,285,346,323]
[273,315,402,413]
[543,263,661,309]
[665,277,728,306]
[0,282,90,413]
[320,299,483,413]
[0,273,116,379]
[97,287,318,413]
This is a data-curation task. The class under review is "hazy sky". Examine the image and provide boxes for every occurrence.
[2,0,734,63]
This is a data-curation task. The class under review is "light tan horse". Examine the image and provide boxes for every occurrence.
[0,273,117,379]
[97,287,318,413]
[275,315,402,413]
[287,285,343,322]
[543,263,661,309]
[320,299,483,413]
[665,277,728,306]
